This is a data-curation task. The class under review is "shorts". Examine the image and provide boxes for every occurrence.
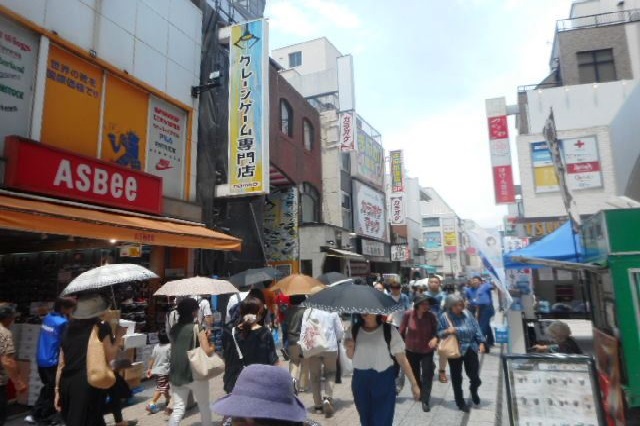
[155,374,170,393]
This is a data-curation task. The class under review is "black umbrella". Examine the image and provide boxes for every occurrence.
[229,267,281,289]
[302,282,403,315]
[316,272,348,285]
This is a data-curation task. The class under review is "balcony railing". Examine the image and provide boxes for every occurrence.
[517,82,562,93]
[556,9,640,32]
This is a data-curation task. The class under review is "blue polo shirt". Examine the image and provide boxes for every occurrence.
[36,312,68,368]
[465,282,493,306]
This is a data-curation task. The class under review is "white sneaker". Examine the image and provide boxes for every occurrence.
[24,415,36,424]
[322,397,335,418]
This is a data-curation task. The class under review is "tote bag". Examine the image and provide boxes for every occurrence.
[187,325,225,380]
[87,325,116,389]
[437,314,462,359]
[299,309,330,357]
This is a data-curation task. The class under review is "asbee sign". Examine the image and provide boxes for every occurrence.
[4,137,163,214]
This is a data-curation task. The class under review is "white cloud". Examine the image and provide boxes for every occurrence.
[304,0,362,30]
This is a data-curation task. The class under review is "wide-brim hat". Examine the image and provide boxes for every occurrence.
[212,364,307,422]
[72,294,109,319]
[413,294,438,307]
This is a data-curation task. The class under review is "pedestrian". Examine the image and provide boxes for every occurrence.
[386,279,412,394]
[464,276,495,349]
[26,297,76,425]
[345,313,420,426]
[168,297,216,426]
[438,294,486,412]
[300,287,344,417]
[283,295,308,392]
[195,295,213,329]
[145,330,171,414]
[532,320,582,354]
[374,282,385,292]
[424,275,449,383]
[221,296,279,394]
[55,293,123,426]
[0,303,27,425]
[105,367,138,426]
[213,364,320,426]
[399,295,439,412]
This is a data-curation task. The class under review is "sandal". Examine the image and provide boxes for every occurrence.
[438,370,448,383]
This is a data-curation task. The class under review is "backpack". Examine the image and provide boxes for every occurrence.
[351,321,394,361]
[299,309,330,357]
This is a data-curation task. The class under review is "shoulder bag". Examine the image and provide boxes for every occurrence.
[437,314,462,359]
[87,325,116,389]
[187,325,225,380]
[299,309,330,357]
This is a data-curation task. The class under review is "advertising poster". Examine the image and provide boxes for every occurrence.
[390,150,404,193]
[0,15,39,153]
[592,329,626,426]
[353,180,387,241]
[354,131,384,189]
[339,111,355,151]
[146,96,187,198]
[443,231,458,255]
[424,231,442,249]
[101,75,148,171]
[389,194,405,225]
[228,19,269,195]
[264,187,298,262]
[391,245,409,262]
[42,45,103,156]
[562,137,602,190]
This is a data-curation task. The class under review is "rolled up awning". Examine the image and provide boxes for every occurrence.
[324,247,365,261]
[0,192,241,251]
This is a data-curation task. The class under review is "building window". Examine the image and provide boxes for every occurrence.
[303,119,314,151]
[301,183,320,223]
[289,51,302,68]
[341,191,352,230]
[341,153,351,172]
[422,217,440,227]
[577,49,616,83]
[280,99,293,137]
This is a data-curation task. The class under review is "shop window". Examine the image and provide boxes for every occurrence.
[289,51,302,68]
[301,183,320,223]
[422,217,440,227]
[280,99,293,137]
[303,119,314,151]
[577,49,616,83]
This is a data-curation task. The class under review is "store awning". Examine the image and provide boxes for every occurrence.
[504,222,582,269]
[0,192,241,251]
[509,256,604,272]
[324,247,365,261]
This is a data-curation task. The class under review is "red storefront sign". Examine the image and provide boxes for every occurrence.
[492,164,515,204]
[4,137,163,214]
[487,115,508,140]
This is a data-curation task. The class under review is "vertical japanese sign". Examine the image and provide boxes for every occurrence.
[146,96,187,198]
[228,19,269,195]
[42,45,103,156]
[485,97,515,204]
[0,15,38,154]
[339,111,355,151]
[353,180,387,241]
[390,150,404,193]
[389,194,405,225]
[102,75,149,171]
[442,217,457,255]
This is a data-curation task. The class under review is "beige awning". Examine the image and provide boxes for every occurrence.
[325,247,365,260]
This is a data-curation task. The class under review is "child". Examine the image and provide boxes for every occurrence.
[146,331,171,414]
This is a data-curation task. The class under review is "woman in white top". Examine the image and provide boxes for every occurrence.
[345,314,420,426]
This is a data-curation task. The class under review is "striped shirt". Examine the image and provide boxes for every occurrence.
[437,310,486,354]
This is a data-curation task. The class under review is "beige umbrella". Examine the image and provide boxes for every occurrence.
[271,274,326,296]
[154,276,238,297]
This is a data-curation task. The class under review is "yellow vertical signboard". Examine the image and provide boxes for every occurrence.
[101,75,149,170]
[41,45,103,156]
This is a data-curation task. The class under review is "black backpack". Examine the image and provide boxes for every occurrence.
[351,321,395,361]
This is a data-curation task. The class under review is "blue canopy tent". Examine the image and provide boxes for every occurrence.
[503,222,585,269]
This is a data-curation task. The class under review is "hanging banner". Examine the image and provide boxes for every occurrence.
[390,150,404,193]
[0,15,39,154]
[101,75,149,171]
[389,194,405,225]
[228,19,269,195]
[146,96,187,198]
[353,180,387,241]
[42,45,103,156]
[339,111,355,151]
[485,97,515,204]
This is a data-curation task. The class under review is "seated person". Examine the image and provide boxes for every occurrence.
[532,320,582,354]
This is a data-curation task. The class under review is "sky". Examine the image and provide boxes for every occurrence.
[265,0,575,227]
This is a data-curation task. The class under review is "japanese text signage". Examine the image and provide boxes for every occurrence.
[228,19,269,195]
[0,16,38,154]
[485,97,515,204]
[391,245,409,262]
[390,150,404,193]
[339,111,355,151]
[361,239,385,257]
[354,129,384,189]
[353,180,387,241]
[146,96,187,198]
[389,194,406,225]
[4,137,163,214]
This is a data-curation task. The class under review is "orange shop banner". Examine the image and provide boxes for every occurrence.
[101,75,148,171]
[41,45,102,156]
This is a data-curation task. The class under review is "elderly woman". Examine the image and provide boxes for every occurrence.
[438,294,486,413]
[532,320,582,354]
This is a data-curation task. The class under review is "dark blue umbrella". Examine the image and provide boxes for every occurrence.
[302,282,403,315]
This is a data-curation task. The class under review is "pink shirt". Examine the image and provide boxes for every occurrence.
[399,310,438,354]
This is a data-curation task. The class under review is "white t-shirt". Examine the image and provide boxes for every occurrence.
[197,298,213,325]
[225,291,249,320]
[150,343,171,376]
[352,325,405,372]
[300,309,344,353]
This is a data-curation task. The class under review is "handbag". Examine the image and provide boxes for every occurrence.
[87,325,116,389]
[187,325,225,380]
[437,314,462,359]
[299,309,330,357]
